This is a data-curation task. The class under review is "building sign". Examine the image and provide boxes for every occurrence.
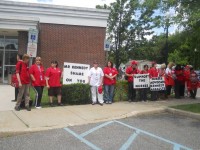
[27,28,38,57]
[150,77,166,91]
[104,39,110,51]
[63,62,90,84]
[27,43,37,57]
[134,74,150,88]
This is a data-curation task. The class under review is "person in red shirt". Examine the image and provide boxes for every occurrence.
[11,53,23,102]
[30,57,45,108]
[139,64,149,102]
[45,60,63,107]
[184,65,191,97]
[174,64,184,99]
[125,60,140,102]
[14,54,31,111]
[148,62,159,101]
[103,61,118,104]
[188,67,198,99]
[165,62,175,98]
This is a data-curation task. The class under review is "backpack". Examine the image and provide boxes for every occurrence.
[11,63,22,88]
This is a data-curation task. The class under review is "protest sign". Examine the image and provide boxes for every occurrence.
[63,62,90,84]
[134,74,150,88]
[150,77,166,91]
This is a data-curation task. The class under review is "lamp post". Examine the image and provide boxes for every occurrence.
[194,48,197,69]
[164,14,170,65]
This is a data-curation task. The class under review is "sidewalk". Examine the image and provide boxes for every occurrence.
[0,85,200,136]
[0,98,199,137]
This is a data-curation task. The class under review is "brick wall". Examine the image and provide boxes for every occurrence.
[38,23,106,69]
[18,31,28,55]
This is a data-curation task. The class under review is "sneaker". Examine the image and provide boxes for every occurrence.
[14,106,20,111]
[25,106,31,111]
[108,101,112,104]
[50,103,54,107]
[92,102,96,105]
[105,101,108,104]
[35,106,42,109]
[99,103,103,106]
[58,103,64,106]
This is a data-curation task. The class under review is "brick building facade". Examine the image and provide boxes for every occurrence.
[0,0,109,83]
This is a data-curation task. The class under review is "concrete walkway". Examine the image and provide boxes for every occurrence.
[0,85,200,136]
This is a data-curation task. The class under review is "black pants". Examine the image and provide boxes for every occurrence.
[151,91,158,101]
[15,87,19,101]
[139,88,148,101]
[180,84,185,97]
[190,89,197,99]
[175,80,181,99]
[166,85,172,96]
[128,82,136,101]
[33,86,44,107]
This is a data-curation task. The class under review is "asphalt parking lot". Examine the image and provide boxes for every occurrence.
[0,112,200,150]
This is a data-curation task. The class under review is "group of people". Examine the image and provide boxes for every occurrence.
[12,53,199,111]
[13,54,63,111]
[125,60,199,102]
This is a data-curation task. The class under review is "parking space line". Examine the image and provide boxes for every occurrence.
[80,121,114,137]
[114,120,192,150]
[64,127,102,150]
[119,131,140,150]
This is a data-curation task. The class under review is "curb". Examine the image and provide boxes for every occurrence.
[165,107,200,121]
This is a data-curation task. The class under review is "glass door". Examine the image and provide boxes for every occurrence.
[0,35,18,84]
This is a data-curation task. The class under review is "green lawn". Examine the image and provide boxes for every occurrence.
[30,87,50,107]
[171,103,200,114]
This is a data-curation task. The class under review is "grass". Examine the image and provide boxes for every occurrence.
[171,103,200,114]
[30,87,50,107]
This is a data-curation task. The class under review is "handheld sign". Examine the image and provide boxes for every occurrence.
[134,74,150,88]
[63,62,90,84]
[150,77,166,91]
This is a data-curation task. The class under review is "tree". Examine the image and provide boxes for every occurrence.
[96,0,161,70]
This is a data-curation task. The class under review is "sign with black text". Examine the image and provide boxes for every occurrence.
[134,74,150,88]
[63,62,90,84]
[150,77,166,91]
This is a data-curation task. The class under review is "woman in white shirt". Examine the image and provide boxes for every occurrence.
[88,61,104,105]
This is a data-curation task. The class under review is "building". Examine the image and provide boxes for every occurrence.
[0,0,109,83]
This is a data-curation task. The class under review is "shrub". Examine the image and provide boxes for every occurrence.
[61,83,91,105]
[113,80,128,102]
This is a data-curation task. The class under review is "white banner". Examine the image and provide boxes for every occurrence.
[27,43,37,57]
[134,74,150,88]
[150,77,166,91]
[63,62,90,84]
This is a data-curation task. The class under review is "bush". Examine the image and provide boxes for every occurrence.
[113,80,128,102]
[61,83,91,105]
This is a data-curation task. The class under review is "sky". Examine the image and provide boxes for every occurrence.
[6,0,178,39]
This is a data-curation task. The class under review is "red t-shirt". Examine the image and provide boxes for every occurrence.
[140,70,149,74]
[29,64,45,86]
[103,67,118,85]
[45,67,62,87]
[16,61,30,84]
[148,67,158,78]
[175,70,185,84]
[126,66,140,82]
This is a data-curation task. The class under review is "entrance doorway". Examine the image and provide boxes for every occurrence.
[0,35,18,83]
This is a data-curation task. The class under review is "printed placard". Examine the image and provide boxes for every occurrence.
[134,74,150,88]
[150,77,166,91]
[63,62,90,84]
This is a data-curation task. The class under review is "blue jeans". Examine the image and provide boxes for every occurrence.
[104,85,115,102]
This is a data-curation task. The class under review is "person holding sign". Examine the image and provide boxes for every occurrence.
[149,62,159,101]
[139,64,149,102]
[103,61,118,104]
[29,57,45,108]
[125,60,140,102]
[88,61,104,106]
[165,62,175,98]
[45,61,63,107]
